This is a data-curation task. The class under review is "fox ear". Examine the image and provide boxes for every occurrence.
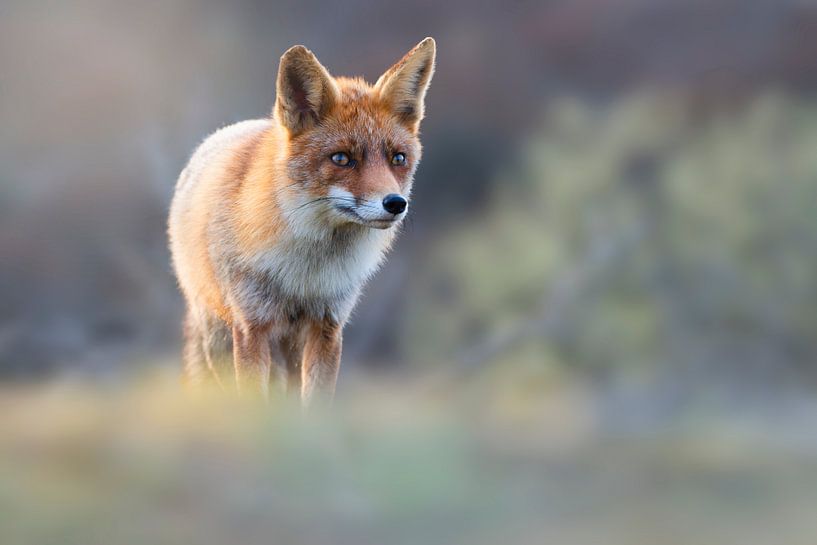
[375,37,436,134]
[275,45,339,135]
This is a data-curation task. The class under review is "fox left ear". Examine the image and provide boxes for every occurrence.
[375,37,436,134]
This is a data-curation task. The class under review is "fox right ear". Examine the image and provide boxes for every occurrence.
[275,45,339,135]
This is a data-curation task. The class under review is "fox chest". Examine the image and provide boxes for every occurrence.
[232,229,392,324]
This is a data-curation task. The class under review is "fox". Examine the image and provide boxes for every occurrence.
[168,38,436,405]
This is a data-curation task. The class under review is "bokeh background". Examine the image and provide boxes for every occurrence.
[3,1,817,543]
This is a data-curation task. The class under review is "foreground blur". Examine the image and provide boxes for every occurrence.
[2,371,817,545]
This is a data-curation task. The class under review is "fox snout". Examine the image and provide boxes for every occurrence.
[328,187,408,229]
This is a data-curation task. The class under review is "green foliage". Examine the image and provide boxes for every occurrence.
[406,93,817,388]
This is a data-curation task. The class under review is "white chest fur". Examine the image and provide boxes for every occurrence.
[234,225,394,324]
[224,179,399,325]
[258,227,392,299]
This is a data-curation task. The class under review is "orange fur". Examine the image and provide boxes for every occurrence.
[168,39,436,404]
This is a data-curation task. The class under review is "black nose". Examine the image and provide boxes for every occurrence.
[382,193,407,215]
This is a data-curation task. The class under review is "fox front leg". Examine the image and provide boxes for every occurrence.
[232,323,272,399]
[301,318,342,407]
[277,332,306,397]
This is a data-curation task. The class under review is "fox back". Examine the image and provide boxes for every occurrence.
[168,39,436,403]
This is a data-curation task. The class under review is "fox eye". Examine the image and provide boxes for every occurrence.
[391,152,407,166]
[331,152,352,167]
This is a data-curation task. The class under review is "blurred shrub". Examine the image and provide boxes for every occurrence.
[405,93,817,396]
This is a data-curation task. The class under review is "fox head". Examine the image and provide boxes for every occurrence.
[274,38,435,230]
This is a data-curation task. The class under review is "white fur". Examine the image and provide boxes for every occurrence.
[249,227,393,301]
[326,186,408,223]
[244,185,398,320]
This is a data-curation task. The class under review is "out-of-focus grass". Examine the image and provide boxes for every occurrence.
[1,368,816,545]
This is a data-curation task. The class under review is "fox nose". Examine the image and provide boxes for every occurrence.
[382,194,407,215]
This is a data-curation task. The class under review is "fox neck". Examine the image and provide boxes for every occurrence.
[245,207,396,314]
[275,187,397,277]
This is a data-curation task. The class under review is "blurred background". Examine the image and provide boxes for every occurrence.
[2,0,817,543]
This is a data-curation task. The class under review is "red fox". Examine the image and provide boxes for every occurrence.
[168,38,436,404]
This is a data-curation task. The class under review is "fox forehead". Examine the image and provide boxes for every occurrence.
[298,77,420,158]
